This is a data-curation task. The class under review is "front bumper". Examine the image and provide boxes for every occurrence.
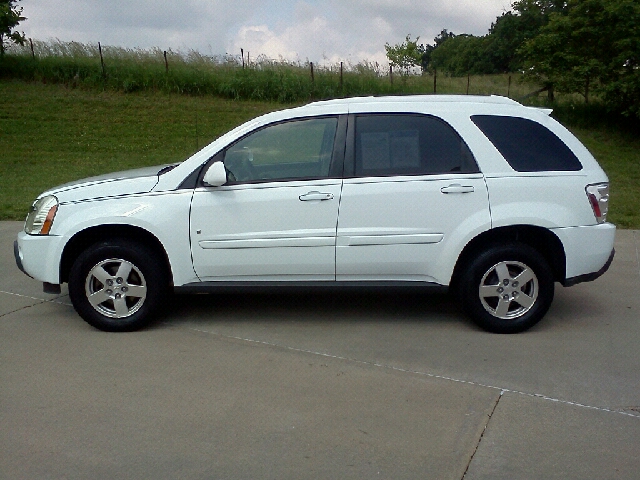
[13,239,30,278]
[15,234,64,294]
[15,231,64,285]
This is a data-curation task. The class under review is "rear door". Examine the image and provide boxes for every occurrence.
[336,113,491,284]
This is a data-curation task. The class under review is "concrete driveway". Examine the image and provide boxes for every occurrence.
[1,220,639,479]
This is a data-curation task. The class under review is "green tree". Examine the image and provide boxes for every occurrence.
[0,0,26,56]
[430,34,494,76]
[421,29,455,72]
[520,0,640,117]
[484,0,566,72]
[385,34,424,74]
[424,0,565,76]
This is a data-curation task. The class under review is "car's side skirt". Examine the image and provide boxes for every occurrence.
[174,280,449,295]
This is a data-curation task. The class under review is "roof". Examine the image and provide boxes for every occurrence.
[308,95,522,108]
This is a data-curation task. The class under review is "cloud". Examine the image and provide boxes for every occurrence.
[19,0,511,63]
[226,0,511,66]
[229,2,400,66]
[232,25,298,60]
[21,0,259,53]
[230,13,348,64]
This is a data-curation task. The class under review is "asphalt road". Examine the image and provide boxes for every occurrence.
[2,220,639,479]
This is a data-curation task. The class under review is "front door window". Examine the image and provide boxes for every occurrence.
[224,117,338,183]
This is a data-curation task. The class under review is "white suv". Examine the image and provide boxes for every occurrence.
[15,95,615,333]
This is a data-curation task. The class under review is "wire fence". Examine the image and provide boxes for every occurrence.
[3,39,542,103]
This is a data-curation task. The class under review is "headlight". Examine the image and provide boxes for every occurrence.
[25,195,59,235]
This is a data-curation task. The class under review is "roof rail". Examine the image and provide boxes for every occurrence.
[308,94,522,108]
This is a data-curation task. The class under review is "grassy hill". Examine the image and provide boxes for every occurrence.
[1,80,638,228]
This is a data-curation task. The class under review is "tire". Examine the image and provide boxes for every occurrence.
[460,243,554,334]
[68,240,168,332]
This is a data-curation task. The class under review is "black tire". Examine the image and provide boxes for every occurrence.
[459,243,554,334]
[68,240,168,332]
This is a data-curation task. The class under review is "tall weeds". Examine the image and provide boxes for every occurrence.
[2,39,534,102]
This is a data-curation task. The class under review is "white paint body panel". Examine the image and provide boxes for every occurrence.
[552,223,616,279]
[16,231,65,284]
[18,190,197,286]
[16,95,616,294]
[485,174,596,229]
[40,167,162,203]
[336,174,490,283]
[190,179,342,281]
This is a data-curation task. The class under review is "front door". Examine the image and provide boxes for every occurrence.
[190,116,344,281]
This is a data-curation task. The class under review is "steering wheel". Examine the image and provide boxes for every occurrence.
[225,148,255,182]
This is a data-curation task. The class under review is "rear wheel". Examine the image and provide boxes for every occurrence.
[69,240,167,332]
[460,244,554,333]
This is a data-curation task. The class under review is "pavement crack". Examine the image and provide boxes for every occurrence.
[0,299,48,318]
[0,290,71,316]
[0,290,70,304]
[635,231,640,279]
[183,326,640,419]
[461,390,504,479]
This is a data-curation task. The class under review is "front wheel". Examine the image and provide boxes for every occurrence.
[460,244,554,333]
[68,240,167,332]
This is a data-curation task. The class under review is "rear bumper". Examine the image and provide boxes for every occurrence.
[552,223,616,287]
[563,247,615,287]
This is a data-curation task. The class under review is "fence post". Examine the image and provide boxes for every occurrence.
[390,65,393,85]
[195,95,199,151]
[507,75,512,98]
[241,48,245,69]
[29,38,35,59]
[310,62,314,83]
[433,69,437,94]
[98,42,106,78]
[340,62,343,90]
[466,74,470,95]
[585,75,590,104]
[164,51,169,73]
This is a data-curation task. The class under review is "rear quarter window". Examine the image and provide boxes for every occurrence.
[471,115,582,172]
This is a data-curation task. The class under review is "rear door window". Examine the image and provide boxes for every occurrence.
[471,115,582,172]
[354,114,478,177]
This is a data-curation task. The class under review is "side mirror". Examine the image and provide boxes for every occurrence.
[202,161,227,187]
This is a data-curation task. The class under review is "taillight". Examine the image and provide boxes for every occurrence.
[585,183,609,223]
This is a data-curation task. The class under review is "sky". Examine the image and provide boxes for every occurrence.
[18,0,513,66]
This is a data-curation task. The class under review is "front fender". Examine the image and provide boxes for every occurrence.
[52,191,198,286]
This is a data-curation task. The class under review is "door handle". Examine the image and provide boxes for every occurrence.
[441,184,475,194]
[299,191,334,201]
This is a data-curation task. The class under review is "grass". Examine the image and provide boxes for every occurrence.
[2,40,537,102]
[568,127,640,228]
[549,103,640,229]
[1,79,638,228]
[0,80,280,219]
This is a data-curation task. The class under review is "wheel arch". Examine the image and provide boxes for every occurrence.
[450,225,566,290]
[60,225,173,286]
